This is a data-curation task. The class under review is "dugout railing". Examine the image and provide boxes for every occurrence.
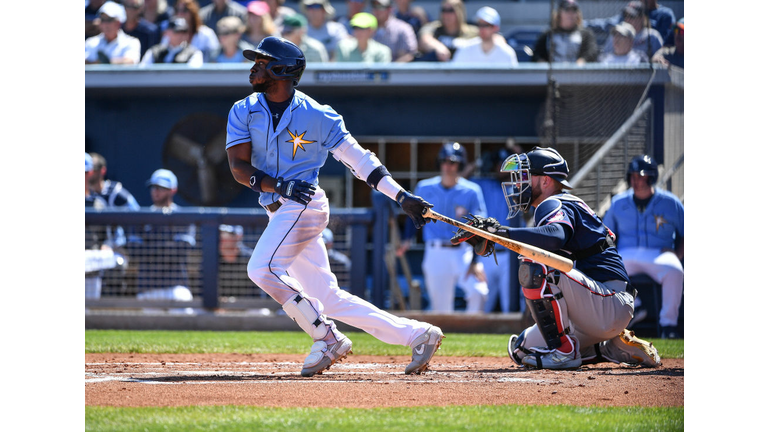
[85,207,378,311]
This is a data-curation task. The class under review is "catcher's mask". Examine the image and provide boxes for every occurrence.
[243,36,306,86]
[500,153,533,219]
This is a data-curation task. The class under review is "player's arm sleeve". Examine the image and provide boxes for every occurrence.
[502,224,569,252]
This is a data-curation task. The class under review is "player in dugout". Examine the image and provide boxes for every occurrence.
[224,36,444,377]
[451,147,662,370]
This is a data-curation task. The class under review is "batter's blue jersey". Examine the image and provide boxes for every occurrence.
[602,189,684,251]
[534,193,629,283]
[226,90,351,208]
[414,176,486,242]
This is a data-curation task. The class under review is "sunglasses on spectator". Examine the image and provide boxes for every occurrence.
[477,22,495,28]
[352,26,369,31]
[373,3,389,9]
[561,6,578,12]
[100,16,117,23]
[219,30,239,36]
[306,4,324,9]
[124,4,141,9]
[441,8,455,13]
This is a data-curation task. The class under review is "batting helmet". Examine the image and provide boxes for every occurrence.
[626,154,658,185]
[243,36,306,86]
[437,142,467,170]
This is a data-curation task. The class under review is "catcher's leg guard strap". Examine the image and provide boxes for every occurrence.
[282,293,330,341]
[519,260,572,351]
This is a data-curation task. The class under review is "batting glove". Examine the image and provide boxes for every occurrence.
[396,190,433,229]
[275,177,316,205]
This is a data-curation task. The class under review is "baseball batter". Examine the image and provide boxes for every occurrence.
[452,147,661,370]
[224,36,444,377]
[602,155,684,338]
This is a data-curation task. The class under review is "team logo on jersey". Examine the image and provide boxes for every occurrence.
[546,210,567,223]
[287,130,316,159]
[654,214,668,232]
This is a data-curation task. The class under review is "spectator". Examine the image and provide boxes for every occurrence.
[86,0,108,39]
[171,0,221,62]
[641,0,676,46]
[141,16,205,67]
[241,1,279,48]
[212,16,256,63]
[142,0,172,30]
[601,2,662,61]
[85,152,118,301]
[281,14,329,62]
[602,155,684,339]
[598,22,647,65]
[371,0,418,63]
[652,17,683,69]
[452,6,518,66]
[334,12,392,63]
[467,147,526,314]
[532,0,598,64]
[417,0,478,62]
[397,143,489,313]
[85,153,106,209]
[199,0,248,32]
[304,0,350,61]
[263,0,299,32]
[337,0,368,34]
[128,169,197,313]
[88,153,141,211]
[85,1,142,65]
[121,0,160,58]
[394,0,430,35]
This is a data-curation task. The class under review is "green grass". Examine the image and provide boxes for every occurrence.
[85,329,684,359]
[85,330,683,431]
[85,405,683,432]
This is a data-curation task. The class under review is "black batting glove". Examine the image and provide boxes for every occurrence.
[275,177,316,205]
[396,190,433,229]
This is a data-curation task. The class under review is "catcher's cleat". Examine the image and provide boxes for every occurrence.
[522,338,582,370]
[405,326,444,374]
[301,336,353,377]
[616,329,661,367]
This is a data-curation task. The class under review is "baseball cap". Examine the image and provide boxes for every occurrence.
[167,16,190,32]
[146,169,178,190]
[558,0,579,10]
[622,1,644,18]
[612,21,636,39]
[303,0,335,16]
[282,14,308,32]
[349,12,377,30]
[85,152,94,172]
[247,0,270,16]
[98,1,127,23]
[475,6,500,27]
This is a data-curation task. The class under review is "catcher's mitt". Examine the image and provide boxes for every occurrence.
[450,214,501,257]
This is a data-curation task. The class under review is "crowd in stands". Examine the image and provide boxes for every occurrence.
[86,0,683,68]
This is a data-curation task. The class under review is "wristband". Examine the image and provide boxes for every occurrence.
[249,170,268,193]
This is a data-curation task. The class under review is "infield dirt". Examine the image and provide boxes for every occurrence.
[86,353,683,408]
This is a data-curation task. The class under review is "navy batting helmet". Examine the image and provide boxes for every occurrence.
[243,36,306,86]
[626,154,658,185]
[437,142,467,170]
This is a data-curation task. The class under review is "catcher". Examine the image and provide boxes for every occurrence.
[451,147,661,369]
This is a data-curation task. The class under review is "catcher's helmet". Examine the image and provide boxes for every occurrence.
[626,154,658,185]
[243,36,306,86]
[437,142,467,170]
[499,147,571,219]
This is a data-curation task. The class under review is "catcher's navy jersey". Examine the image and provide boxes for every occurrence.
[534,193,629,283]
[226,90,351,208]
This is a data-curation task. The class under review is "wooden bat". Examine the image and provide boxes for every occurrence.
[422,208,574,273]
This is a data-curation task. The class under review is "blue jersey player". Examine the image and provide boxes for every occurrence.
[452,147,661,370]
[603,155,684,338]
[225,36,444,377]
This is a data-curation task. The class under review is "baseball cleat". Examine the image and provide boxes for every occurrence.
[300,336,353,377]
[405,326,444,374]
[522,339,582,370]
[617,329,662,367]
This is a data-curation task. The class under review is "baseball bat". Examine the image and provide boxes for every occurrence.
[422,208,574,273]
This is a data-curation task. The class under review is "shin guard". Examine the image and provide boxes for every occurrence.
[519,259,573,353]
